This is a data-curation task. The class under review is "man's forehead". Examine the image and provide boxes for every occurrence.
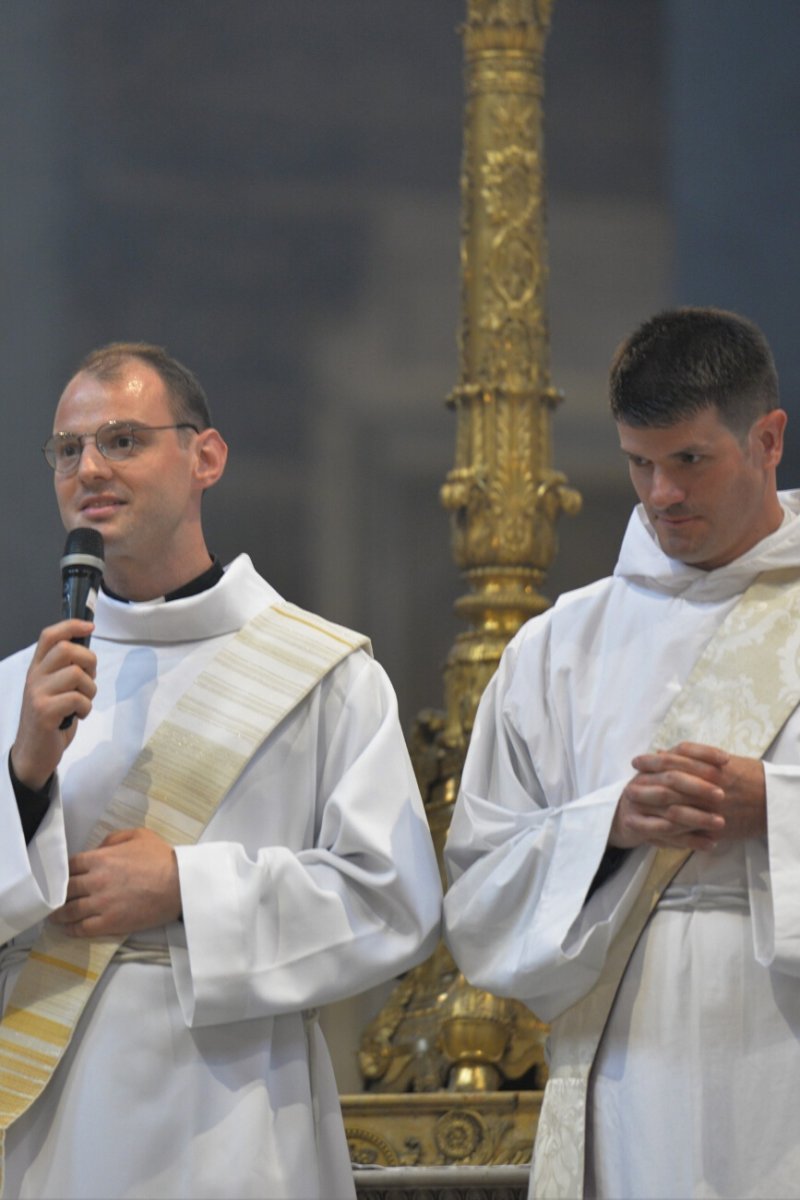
[55,363,169,426]
[617,410,728,455]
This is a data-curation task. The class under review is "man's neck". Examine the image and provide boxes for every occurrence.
[102,555,222,603]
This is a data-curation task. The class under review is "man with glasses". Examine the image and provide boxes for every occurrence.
[0,343,441,1199]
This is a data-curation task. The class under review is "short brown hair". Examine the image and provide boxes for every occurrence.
[609,307,779,436]
[74,342,212,430]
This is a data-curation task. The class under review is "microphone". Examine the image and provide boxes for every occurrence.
[59,527,105,730]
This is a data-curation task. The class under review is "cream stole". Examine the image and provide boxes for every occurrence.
[530,567,800,1200]
[0,599,369,1190]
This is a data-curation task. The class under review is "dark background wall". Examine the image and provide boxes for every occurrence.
[2,1,798,733]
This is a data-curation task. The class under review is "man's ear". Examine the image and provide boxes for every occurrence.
[193,428,228,492]
[753,408,787,469]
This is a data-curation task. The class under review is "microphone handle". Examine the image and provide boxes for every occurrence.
[59,569,100,731]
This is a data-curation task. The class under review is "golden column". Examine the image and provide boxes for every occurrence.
[343,0,580,1170]
[441,0,580,747]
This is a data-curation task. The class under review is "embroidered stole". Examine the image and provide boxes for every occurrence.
[0,600,369,1190]
[530,567,800,1200]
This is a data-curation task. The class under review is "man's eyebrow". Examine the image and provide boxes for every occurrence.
[52,420,146,435]
[666,442,709,456]
[619,442,709,458]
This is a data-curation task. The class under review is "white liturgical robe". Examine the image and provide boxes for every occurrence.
[0,555,441,1200]
[444,492,800,1199]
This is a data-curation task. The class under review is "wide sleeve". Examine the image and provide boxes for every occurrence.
[750,758,800,974]
[167,652,442,1027]
[0,770,70,944]
[0,651,71,943]
[443,629,654,1023]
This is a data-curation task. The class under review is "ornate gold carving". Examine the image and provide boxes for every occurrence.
[344,1093,542,1171]
[435,1109,486,1160]
[343,0,576,1170]
[347,1128,400,1169]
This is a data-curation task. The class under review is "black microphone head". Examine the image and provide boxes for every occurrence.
[63,527,104,559]
[61,527,105,573]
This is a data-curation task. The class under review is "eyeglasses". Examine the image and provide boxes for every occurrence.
[42,421,199,474]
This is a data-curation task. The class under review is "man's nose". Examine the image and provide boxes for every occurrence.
[649,466,685,508]
[75,438,113,479]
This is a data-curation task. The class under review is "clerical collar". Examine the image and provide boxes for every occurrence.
[101,556,224,604]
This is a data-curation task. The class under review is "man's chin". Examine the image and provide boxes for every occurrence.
[654,531,707,566]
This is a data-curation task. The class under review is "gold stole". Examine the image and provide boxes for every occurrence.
[530,567,800,1200]
[0,600,369,1189]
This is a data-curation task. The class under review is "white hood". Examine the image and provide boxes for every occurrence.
[614,489,800,601]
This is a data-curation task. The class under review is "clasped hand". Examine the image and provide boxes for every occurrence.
[609,740,766,852]
[50,827,182,938]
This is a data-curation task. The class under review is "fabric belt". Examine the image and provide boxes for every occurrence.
[657,883,750,912]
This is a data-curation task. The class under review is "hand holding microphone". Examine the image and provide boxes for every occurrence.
[59,528,105,729]
[10,529,104,791]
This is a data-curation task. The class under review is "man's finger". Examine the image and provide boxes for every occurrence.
[670,741,730,766]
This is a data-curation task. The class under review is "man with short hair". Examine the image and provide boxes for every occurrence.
[444,308,800,1198]
[0,343,441,1199]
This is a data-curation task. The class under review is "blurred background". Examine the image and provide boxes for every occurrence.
[2,0,799,734]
